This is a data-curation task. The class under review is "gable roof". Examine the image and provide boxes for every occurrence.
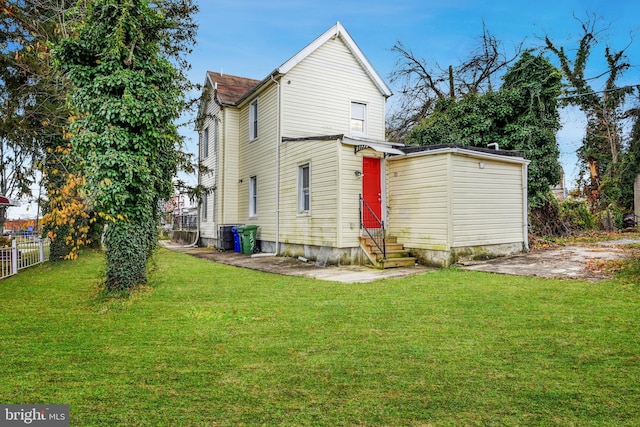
[277,22,392,98]
[206,72,261,106]
[204,22,392,107]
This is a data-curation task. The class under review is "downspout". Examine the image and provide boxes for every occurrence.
[253,74,281,257]
[522,162,529,251]
[186,127,202,247]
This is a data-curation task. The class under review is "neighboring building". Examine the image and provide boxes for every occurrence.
[551,169,567,201]
[195,22,530,267]
[165,192,198,230]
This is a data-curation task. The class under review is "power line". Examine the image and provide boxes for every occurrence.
[558,84,639,100]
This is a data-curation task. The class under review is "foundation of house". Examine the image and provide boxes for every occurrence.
[409,242,527,268]
[193,237,526,269]
[260,241,367,266]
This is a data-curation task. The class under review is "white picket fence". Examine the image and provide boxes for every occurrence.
[0,236,51,280]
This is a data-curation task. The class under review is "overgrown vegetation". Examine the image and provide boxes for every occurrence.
[560,198,596,231]
[389,14,640,238]
[407,51,565,228]
[545,15,637,214]
[52,0,197,289]
[1,248,638,426]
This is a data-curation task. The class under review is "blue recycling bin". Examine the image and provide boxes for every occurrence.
[231,226,242,253]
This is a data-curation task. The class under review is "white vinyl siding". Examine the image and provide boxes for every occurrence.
[197,85,222,239]
[274,35,387,248]
[219,108,240,226]
[387,151,527,251]
[279,140,339,247]
[238,85,277,238]
[387,155,450,249]
[280,36,386,140]
[451,156,524,246]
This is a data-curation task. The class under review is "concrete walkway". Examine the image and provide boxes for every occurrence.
[161,236,640,283]
[159,241,433,283]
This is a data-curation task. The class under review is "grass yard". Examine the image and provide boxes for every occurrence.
[1,248,639,426]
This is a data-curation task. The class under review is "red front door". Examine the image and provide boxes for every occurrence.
[362,157,382,228]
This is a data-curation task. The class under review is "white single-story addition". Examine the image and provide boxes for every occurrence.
[195,22,530,268]
[387,144,529,266]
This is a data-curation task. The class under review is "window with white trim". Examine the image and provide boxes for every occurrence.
[249,99,258,140]
[201,191,208,221]
[298,163,310,213]
[213,117,218,155]
[249,175,257,217]
[202,126,209,158]
[350,102,367,136]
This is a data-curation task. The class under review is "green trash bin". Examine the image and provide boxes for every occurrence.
[239,225,259,254]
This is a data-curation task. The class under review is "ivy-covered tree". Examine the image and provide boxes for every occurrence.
[545,16,634,210]
[54,0,197,290]
[407,51,563,209]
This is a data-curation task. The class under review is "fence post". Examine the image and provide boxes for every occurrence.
[39,238,45,263]
[11,239,18,275]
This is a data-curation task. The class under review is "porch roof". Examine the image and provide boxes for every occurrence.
[281,135,406,156]
[342,137,406,156]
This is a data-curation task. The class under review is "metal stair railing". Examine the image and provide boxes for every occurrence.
[359,194,385,260]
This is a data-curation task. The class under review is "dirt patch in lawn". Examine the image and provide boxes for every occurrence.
[460,237,640,281]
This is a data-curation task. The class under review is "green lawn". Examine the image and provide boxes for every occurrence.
[1,248,639,426]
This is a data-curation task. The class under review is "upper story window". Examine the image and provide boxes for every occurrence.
[202,126,209,158]
[249,175,257,217]
[350,102,367,136]
[249,99,259,141]
[213,117,219,155]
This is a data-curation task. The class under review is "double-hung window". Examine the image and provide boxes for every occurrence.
[201,191,208,221]
[213,117,218,155]
[202,126,209,158]
[298,164,310,213]
[350,102,367,136]
[249,176,257,217]
[249,99,259,140]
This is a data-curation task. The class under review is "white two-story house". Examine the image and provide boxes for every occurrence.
[196,22,530,267]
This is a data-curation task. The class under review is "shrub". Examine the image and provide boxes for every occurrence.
[560,198,596,231]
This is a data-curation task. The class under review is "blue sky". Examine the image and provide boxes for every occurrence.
[9,0,640,219]
[185,0,639,185]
